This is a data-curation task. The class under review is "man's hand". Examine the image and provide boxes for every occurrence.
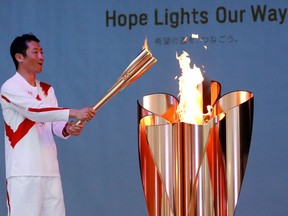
[70,107,96,122]
[62,121,85,137]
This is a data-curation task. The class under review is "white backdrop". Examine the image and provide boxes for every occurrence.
[0,1,287,215]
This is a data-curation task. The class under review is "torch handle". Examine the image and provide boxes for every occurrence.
[75,49,157,126]
[75,79,125,125]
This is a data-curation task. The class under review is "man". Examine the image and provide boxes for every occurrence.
[0,33,96,216]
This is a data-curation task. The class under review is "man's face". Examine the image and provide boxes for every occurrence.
[20,40,44,74]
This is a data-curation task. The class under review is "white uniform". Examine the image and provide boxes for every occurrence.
[1,72,70,216]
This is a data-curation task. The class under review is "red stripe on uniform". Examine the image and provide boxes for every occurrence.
[6,180,11,215]
[36,94,41,101]
[39,82,51,96]
[1,95,11,103]
[28,107,68,112]
[5,119,35,148]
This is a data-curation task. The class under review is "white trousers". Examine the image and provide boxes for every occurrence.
[6,176,66,216]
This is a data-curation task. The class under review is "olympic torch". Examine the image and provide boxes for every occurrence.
[76,39,157,125]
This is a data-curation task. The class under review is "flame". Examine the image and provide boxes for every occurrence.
[143,37,148,50]
[176,51,204,124]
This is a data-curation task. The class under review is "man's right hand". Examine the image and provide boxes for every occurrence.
[70,108,96,122]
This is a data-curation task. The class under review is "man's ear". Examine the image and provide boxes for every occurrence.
[15,53,24,63]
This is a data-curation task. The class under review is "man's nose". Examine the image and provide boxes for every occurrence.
[38,53,44,59]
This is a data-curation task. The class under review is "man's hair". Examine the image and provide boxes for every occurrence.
[10,33,40,69]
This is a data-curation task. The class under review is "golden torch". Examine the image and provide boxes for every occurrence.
[76,39,157,125]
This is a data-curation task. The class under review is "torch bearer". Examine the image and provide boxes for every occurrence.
[76,40,157,125]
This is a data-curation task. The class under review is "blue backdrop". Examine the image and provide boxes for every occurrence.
[0,1,287,215]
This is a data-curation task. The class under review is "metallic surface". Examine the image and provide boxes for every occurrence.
[213,91,254,216]
[137,82,253,216]
[76,48,157,125]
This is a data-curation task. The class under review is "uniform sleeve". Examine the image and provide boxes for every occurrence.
[49,88,70,139]
[1,81,70,123]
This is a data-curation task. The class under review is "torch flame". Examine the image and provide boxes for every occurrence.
[176,51,205,124]
[143,37,149,50]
